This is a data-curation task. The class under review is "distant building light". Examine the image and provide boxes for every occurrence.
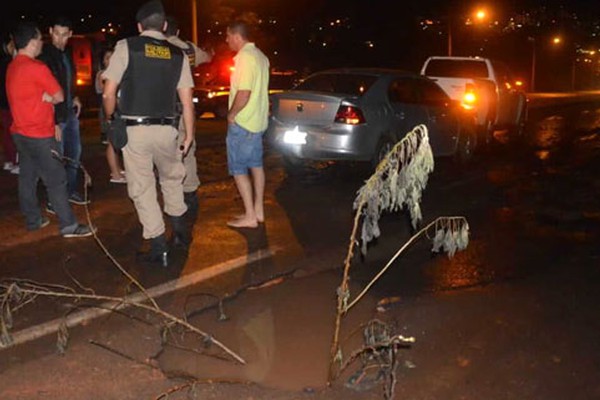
[101,28,106,32]
[336,19,341,24]
[322,42,327,47]
[274,51,278,55]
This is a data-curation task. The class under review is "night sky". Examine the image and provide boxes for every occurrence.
[2,0,596,91]
[3,0,595,22]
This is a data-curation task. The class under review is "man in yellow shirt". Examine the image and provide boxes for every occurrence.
[225,21,269,228]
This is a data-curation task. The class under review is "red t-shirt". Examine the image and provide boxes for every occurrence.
[6,54,62,138]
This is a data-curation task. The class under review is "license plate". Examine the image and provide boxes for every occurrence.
[283,126,307,145]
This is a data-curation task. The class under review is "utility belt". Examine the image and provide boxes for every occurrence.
[124,117,179,127]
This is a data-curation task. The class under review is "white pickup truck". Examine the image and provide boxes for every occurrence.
[421,56,527,144]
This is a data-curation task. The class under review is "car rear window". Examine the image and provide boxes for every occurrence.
[270,72,298,90]
[295,73,377,96]
[424,59,489,79]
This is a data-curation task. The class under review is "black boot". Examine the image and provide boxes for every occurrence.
[170,213,192,249]
[183,191,199,222]
[137,234,169,267]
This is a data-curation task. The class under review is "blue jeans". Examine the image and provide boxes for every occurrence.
[59,110,82,196]
[12,134,77,232]
[226,123,264,176]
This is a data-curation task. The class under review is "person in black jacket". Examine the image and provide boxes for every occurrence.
[38,16,88,206]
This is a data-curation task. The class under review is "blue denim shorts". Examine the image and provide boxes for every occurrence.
[226,123,264,176]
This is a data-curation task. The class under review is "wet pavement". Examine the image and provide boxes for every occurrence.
[1,96,600,399]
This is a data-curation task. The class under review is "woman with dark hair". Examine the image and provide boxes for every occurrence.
[0,32,18,174]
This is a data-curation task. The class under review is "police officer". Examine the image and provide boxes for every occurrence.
[164,15,212,226]
[102,0,195,267]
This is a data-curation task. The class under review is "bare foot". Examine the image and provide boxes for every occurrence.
[235,213,264,223]
[227,218,258,228]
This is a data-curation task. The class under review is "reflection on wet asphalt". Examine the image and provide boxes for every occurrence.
[3,103,600,321]
[348,104,600,295]
[529,105,600,159]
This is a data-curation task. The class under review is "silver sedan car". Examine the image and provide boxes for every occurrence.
[266,68,477,168]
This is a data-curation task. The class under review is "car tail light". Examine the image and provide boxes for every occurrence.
[334,105,366,125]
[461,83,477,110]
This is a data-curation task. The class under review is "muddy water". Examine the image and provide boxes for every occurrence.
[157,271,378,391]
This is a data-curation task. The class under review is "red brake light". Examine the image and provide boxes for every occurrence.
[334,105,365,125]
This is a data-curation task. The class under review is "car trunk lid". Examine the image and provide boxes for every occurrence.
[272,92,356,125]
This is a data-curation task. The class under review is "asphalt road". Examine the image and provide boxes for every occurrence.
[0,97,599,399]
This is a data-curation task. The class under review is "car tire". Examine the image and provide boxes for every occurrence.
[372,136,395,169]
[282,155,305,175]
[454,124,477,166]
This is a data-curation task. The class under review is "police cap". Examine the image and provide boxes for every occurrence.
[136,0,165,23]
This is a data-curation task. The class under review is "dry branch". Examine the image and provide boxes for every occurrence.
[0,153,245,365]
[328,125,470,384]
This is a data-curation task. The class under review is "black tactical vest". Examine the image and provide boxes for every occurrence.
[119,36,184,117]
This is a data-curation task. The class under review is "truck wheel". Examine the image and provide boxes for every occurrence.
[454,124,477,166]
[476,119,494,150]
[509,103,528,144]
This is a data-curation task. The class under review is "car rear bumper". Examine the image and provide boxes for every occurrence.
[266,119,376,161]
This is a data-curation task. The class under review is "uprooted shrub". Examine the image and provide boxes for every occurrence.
[329,125,470,398]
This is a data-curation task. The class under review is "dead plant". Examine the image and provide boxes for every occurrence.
[328,125,470,397]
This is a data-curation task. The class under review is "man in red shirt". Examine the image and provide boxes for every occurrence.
[6,22,93,237]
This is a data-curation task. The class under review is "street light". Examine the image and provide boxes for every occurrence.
[528,35,563,92]
[528,36,536,92]
[447,7,490,56]
[191,0,199,44]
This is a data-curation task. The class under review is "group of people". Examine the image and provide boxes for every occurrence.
[5,20,93,237]
[4,0,271,266]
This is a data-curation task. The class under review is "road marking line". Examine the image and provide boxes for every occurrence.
[2,247,280,351]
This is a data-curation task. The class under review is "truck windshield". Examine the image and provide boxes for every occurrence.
[425,59,489,79]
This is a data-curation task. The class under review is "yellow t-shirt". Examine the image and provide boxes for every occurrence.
[229,43,270,133]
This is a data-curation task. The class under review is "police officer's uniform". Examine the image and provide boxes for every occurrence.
[166,34,211,218]
[103,19,194,265]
